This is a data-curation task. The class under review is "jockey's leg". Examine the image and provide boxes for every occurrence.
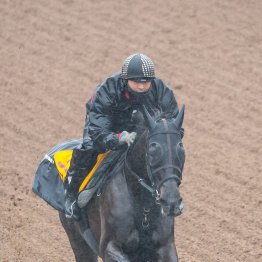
[59,212,98,262]
[64,147,97,220]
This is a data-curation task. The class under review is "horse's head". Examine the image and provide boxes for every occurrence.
[142,105,185,217]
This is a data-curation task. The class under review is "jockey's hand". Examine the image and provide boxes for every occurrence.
[119,131,137,147]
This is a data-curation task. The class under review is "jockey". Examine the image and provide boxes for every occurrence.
[64,53,183,219]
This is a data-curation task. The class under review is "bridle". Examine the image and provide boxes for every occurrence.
[123,117,184,229]
[124,120,182,201]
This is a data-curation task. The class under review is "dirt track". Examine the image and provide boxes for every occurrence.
[0,0,261,261]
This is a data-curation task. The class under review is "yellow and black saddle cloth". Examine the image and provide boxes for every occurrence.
[54,149,110,192]
[32,138,124,213]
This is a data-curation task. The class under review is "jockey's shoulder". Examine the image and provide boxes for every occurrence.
[93,72,125,104]
[148,78,172,96]
[152,77,168,87]
[97,72,124,93]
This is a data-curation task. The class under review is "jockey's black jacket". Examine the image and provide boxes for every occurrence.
[82,72,180,153]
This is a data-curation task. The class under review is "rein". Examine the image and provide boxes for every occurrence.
[124,154,155,195]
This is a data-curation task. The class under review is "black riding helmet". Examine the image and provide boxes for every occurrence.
[121,54,155,83]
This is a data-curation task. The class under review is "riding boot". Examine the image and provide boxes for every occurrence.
[64,148,97,220]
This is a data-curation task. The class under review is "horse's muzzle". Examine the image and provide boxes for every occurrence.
[161,198,184,217]
[173,199,184,217]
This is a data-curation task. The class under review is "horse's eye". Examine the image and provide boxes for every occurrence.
[148,142,163,166]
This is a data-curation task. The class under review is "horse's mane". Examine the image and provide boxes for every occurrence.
[131,107,174,139]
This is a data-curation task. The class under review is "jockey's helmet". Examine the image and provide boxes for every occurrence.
[121,54,155,83]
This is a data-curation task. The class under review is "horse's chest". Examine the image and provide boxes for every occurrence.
[133,208,172,246]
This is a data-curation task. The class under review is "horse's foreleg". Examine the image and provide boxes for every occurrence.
[100,170,137,261]
[156,242,179,262]
[104,240,130,262]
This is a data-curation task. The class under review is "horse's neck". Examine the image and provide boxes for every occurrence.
[126,131,159,213]
[127,131,147,179]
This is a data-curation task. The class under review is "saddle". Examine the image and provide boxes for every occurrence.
[32,138,125,213]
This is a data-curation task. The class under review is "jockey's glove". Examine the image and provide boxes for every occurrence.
[119,131,137,147]
[104,131,137,150]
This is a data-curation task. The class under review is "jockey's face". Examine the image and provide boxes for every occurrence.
[128,80,151,93]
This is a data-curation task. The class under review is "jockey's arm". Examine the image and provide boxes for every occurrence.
[86,82,123,152]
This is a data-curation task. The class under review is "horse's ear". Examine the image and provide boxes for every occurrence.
[141,105,157,130]
[174,104,185,129]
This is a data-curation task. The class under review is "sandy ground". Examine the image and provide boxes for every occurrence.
[0,0,262,261]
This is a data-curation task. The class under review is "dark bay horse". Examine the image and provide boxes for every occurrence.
[59,105,185,262]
